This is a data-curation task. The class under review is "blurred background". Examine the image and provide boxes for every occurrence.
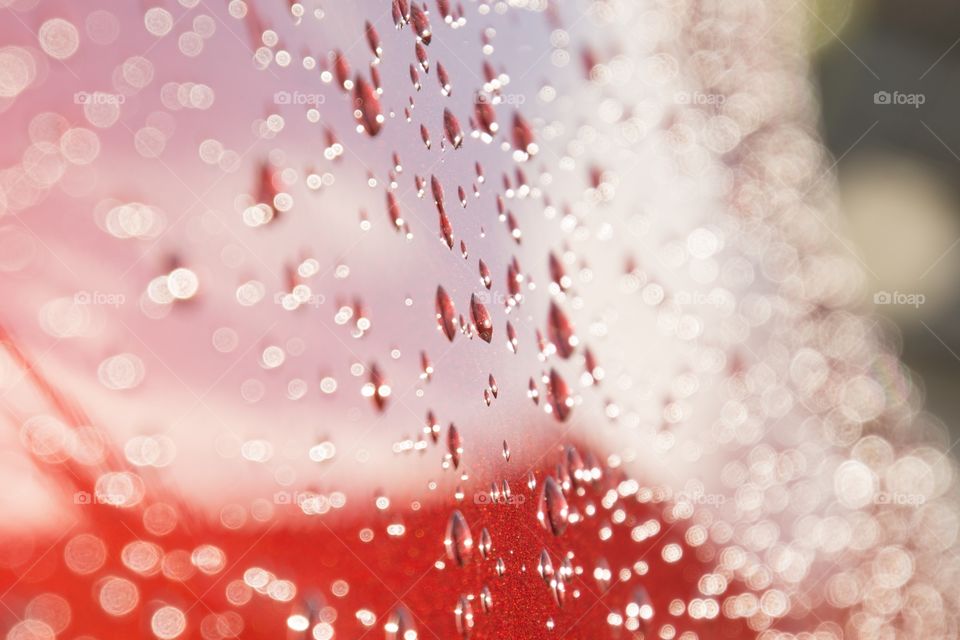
[813,0,960,434]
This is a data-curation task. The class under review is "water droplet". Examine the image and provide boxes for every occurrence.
[454,595,474,638]
[333,50,351,90]
[537,476,569,535]
[444,509,473,566]
[416,42,430,73]
[443,108,463,149]
[436,286,457,341]
[480,585,493,613]
[385,606,417,640]
[438,62,451,96]
[547,302,577,359]
[447,423,462,469]
[365,21,382,61]
[410,4,432,44]
[470,294,492,343]
[425,410,440,442]
[502,440,510,462]
[353,75,383,136]
[547,368,572,422]
[479,527,492,559]
[392,0,410,28]
[506,322,518,354]
[511,111,536,159]
[362,364,390,412]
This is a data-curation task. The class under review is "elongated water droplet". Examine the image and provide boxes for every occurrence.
[478,260,492,289]
[480,585,492,613]
[495,557,506,576]
[425,410,440,443]
[333,50,351,90]
[437,62,451,96]
[506,321,518,354]
[410,3,432,44]
[437,0,452,23]
[438,208,454,249]
[392,0,410,28]
[353,75,383,136]
[565,445,586,488]
[474,95,498,138]
[365,21,382,61]
[528,377,539,405]
[435,286,457,341]
[583,347,601,385]
[538,549,554,582]
[594,557,612,591]
[454,594,473,638]
[431,175,445,211]
[444,509,472,566]
[470,294,492,343]
[385,606,416,640]
[410,63,422,91]
[512,111,536,159]
[501,440,510,462]
[506,212,522,244]
[479,527,492,560]
[447,423,462,469]
[547,368,572,422]
[547,302,577,359]
[537,476,569,535]
[386,192,404,232]
[420,351,434,382]
[362,364,390,412]
[443,108,463,149]
[416,42,430,73]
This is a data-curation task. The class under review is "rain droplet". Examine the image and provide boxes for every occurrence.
[479,527,492,559]
[443,109,463,149]
[454,595,474,638]
[547,302,577,359]
[436,286,457,341]
[480,585,492,613]
[447,423,462,469]
[537,476,569,535]
[444,509,473,566]
[470,294,492,343]
[547,368,572,422]
[353,75,383,136]
[385,606,416,640]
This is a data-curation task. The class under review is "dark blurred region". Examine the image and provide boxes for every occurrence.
[816,0,960,436]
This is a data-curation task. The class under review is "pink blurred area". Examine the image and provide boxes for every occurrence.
[0,0,589,526]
